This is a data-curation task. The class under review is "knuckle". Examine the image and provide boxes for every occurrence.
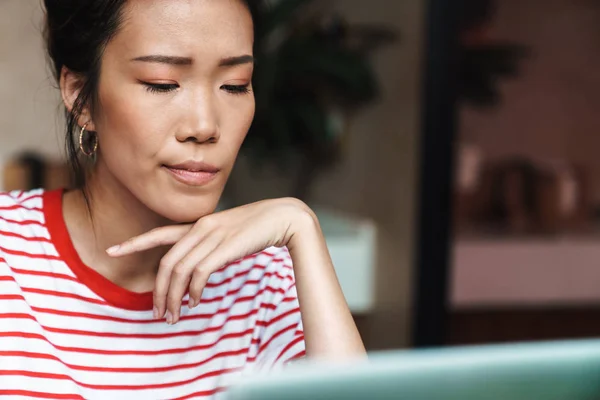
[158,259,172,272]
[173,264,188,277]
[193,266,209,279]
[197,216,218,230]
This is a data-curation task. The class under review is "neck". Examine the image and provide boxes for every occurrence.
[63,162,171,293]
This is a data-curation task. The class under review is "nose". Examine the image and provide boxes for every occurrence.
[176,90,219,144]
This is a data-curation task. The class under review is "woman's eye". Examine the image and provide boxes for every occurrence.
[221,84,251,95]
[141,82,179,94]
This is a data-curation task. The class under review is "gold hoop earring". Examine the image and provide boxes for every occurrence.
[79,123,98,157]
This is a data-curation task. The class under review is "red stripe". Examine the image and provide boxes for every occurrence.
[0,246,61,261]
[8,267,79,283]
[0,294,25,301]
[0,368,241,390]
[4,258,293,305]
[27,295,275,325]
[0,313,36,321]
[29,306,157,324]
[285,349,307,363]
[15,284,283,325]
[205,262,292,288]
[205,269,292,291]
[192,284,284,311]
[258,323,298,354]
[0,204,43,212]
[1,346,251,373]
[275,335,305,362]
[22,287,108,306]
[0,216,44,227]
[0,230,51,243]
[256,307,301,327]
[0,390,84,400]
[6,263,292,299]
[241,252,281,262]
[12,281,285,324]
[0,191,23,199]
[0,304,283,339]
[0,330,258,356]
[194,278,289,304]
[207,256,283,282]
[16,193,43,203]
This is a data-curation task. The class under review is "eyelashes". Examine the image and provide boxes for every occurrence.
[220,84,251,95]
[140,81,251,95]
[143,82,179,94]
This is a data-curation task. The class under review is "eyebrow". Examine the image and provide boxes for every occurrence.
[131,55,193,65]
[130,54,255,67]
[219,55,255,67]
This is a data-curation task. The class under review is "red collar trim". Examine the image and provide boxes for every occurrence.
[43,189,154,311]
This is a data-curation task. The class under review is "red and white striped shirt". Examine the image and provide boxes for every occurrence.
[0,189,305,399]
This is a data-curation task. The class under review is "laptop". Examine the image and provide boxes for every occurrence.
[227,339,600,400]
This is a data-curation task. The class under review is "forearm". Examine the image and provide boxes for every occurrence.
[287,209,366,360]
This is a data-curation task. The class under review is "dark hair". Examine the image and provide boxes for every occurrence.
[43,0,259,188]
[44,0,127,187]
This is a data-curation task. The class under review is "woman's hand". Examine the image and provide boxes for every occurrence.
[107,197,366,359]
[106,198,315,324]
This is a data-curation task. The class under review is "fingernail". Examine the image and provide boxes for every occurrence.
[106,245,120,255]
[152,306,158,319]
[166,310,173,325]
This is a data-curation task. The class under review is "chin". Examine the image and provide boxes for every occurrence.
[152,192,220,223]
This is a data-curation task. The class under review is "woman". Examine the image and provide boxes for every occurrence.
[0,0,365,398]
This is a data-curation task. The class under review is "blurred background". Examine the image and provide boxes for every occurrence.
[1,0,599,351]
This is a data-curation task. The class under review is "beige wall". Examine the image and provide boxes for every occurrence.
[320,0,424,348]
[0,0,64,168]
[0,0,426,348]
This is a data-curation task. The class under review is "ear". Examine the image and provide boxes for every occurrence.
[59,66,97,132]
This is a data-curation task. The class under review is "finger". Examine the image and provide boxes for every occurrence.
[153,225,214,320]
[166,234,223,323]
[107,225,192,257]
[188,235,245,309]
[159,223,213,272]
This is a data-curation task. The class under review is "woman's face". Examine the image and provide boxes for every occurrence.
[88,0,255,222]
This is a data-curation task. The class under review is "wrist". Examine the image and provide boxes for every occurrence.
[283,198,322,252]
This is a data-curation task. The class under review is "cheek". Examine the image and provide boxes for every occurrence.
[222,98,254,151]
[95,84,168,168]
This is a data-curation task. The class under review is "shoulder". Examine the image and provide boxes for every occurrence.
[0,189,47,254]
[248,246,295,290]
[0,189,45,222]
[0,188,45,216]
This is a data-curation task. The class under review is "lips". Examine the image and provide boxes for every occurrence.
[163,161,220,186]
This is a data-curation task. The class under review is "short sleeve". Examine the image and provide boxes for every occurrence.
[253,250,305,370]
